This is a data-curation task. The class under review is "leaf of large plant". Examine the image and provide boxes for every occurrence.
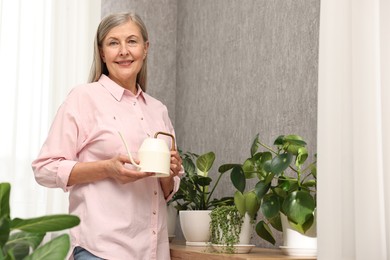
[250,133,259,157]
[24,234,70,260]
[255,221,275,245]
[11,215,80,233]
[0,183,11,219]
[282,191,315,225]
[5,231,45,253]
[196,152,215,174]
[242,159,257,179]
[270,153,293,175]
[218,164,240,174]
[230,166,245,193]
[244,191,260,220]
[0,216,10,249]
[260,194,280,219]
[268,214,283,232]
[234,191,246,216]
[284,135,307,146]
[254,181,270,200]
[193,176,212,188]
[182,156,196,176]
[296,147,308,166]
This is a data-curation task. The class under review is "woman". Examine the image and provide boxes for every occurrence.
[32,12,182,260]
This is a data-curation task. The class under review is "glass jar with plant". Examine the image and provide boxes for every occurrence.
[219,134,317,246]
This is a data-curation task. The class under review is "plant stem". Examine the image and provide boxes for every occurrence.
[206,172,224,206]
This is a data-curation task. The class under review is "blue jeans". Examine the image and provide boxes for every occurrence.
[73,247,104,260]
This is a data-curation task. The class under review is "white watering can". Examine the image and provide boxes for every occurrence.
[118,131,175,177]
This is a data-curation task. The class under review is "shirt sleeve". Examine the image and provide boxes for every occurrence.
[31,92,84,192]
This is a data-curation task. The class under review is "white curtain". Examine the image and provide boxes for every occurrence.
[0,0,101,219]
[318,0,390,259]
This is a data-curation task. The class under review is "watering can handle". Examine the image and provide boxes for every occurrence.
[154,132,176,151]
[118,131,141,169]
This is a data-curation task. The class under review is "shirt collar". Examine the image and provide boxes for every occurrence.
[98,74,147,103]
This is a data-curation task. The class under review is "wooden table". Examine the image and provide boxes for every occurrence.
[170,241,317,260]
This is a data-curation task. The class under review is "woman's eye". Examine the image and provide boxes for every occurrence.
[128,40,137,46]
[109,41,118,46]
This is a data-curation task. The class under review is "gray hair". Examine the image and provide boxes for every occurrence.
[88,12,149,91]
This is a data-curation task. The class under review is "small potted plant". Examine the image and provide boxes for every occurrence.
[169,151,233,245]
[209,205,255,254]
[219,134,317,255]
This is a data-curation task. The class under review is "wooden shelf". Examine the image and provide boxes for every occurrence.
[170,241,316,260]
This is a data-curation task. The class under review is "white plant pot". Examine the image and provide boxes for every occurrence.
[280,213,317,257]
[237,213,253,244]
[167,202,177,242]
[179,210,211,246]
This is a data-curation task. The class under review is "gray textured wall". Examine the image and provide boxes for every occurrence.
[102,0,320,248]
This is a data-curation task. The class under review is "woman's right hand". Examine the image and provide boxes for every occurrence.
[107,155,155,184]
[68,155,154,186]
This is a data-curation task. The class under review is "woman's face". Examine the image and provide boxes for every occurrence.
[100,20,148,90]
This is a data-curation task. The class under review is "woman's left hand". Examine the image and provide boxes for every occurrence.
[169,150,182,178]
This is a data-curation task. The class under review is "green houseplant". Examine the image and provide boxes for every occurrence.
[219,134,317,245]
[170,151,233,211]
[0,182,80,260]
[170,150,233,245]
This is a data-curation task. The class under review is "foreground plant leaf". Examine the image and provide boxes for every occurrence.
[11,215,80,233]
[24,234,70,260]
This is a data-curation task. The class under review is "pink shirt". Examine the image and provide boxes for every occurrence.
[32,75,180,260]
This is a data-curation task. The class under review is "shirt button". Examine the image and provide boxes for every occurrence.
[152,230,156,235]
[133,102,136,105]
[154,191,157,195]
[153,210,156,215]
[141,117,144,120]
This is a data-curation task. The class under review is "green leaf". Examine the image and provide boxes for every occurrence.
[193,176,212,188]
[268,214,283,232]
[273,135,285,146]
[230,166,245,193]
[260,194,280,219]
[244,192,260,219]
[296,147,308,166]
[0,216,10,249]
[196,152,215,173]
[234,191,246,216]
[282,191,315,225]
[11,215,80,233]
[182,156,196,176]
[0,183,11,219]
[242,159,257,179]
[4,231,45,259]
[250,134,260,157]
[270,154,293,175]
[253,181,270,200]
[255,221,275,245]
[24,234,70,260]
[218,164,239,174]
[284,135,307,146]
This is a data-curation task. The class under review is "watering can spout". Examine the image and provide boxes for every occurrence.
[118,131,141,169]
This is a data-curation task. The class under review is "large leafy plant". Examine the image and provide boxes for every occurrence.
[171,151,233,210]
[219,134,317,245]
[0,182,80,260]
